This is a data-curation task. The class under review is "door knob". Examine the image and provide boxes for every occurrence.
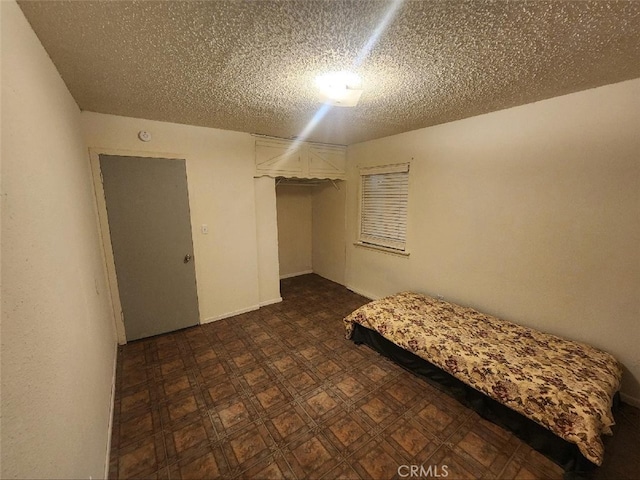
[184,254,192,263]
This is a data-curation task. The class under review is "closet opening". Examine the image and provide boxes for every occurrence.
[275,177,345,283]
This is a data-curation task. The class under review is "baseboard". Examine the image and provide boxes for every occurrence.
[344,284,378,301]
[311,271,347,288]
[104,340,118,479]
[620,392,640,408]
[259,297,282,307]
[279,270,313,279]
[202,304,260,324]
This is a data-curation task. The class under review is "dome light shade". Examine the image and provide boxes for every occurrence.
[314,71,363,107]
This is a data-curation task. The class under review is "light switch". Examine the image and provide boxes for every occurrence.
[201,224,209,234]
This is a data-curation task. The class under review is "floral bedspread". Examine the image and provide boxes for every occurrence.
[344,292,622,465]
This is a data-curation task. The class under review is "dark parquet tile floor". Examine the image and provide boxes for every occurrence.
[109,274,639,479]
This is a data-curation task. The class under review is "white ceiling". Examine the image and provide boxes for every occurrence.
[18,0,640,145]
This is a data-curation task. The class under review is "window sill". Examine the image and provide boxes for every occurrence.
[353,242,410,257]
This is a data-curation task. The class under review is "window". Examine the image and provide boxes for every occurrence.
[358,163,410,252]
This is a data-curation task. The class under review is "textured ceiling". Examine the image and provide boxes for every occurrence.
[18,0,640,146]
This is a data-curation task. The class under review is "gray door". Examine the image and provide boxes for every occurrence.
[99,155,200,341]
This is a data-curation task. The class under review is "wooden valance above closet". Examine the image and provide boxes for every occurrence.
[254,136,346,180]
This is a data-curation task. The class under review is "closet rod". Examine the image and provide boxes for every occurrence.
[275,178,341,190]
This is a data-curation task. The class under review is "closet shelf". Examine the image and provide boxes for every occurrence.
[275,177,341,190]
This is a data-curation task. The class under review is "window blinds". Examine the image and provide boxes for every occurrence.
[359,163,409,251]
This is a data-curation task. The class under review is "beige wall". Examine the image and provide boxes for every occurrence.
[1,1,118,478]
[81,112,266,327]
[345,79,640,403]
[276,185,313,278]
[312,182,346,284]
[254,177,282,305]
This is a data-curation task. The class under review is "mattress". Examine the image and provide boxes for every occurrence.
[344,292,622,465]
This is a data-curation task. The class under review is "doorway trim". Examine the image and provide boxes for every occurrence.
[88,147,196,344]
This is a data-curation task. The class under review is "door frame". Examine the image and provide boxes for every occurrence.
[88,147,199,344]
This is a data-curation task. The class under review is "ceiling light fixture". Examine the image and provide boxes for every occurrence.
[315,71,363,107]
